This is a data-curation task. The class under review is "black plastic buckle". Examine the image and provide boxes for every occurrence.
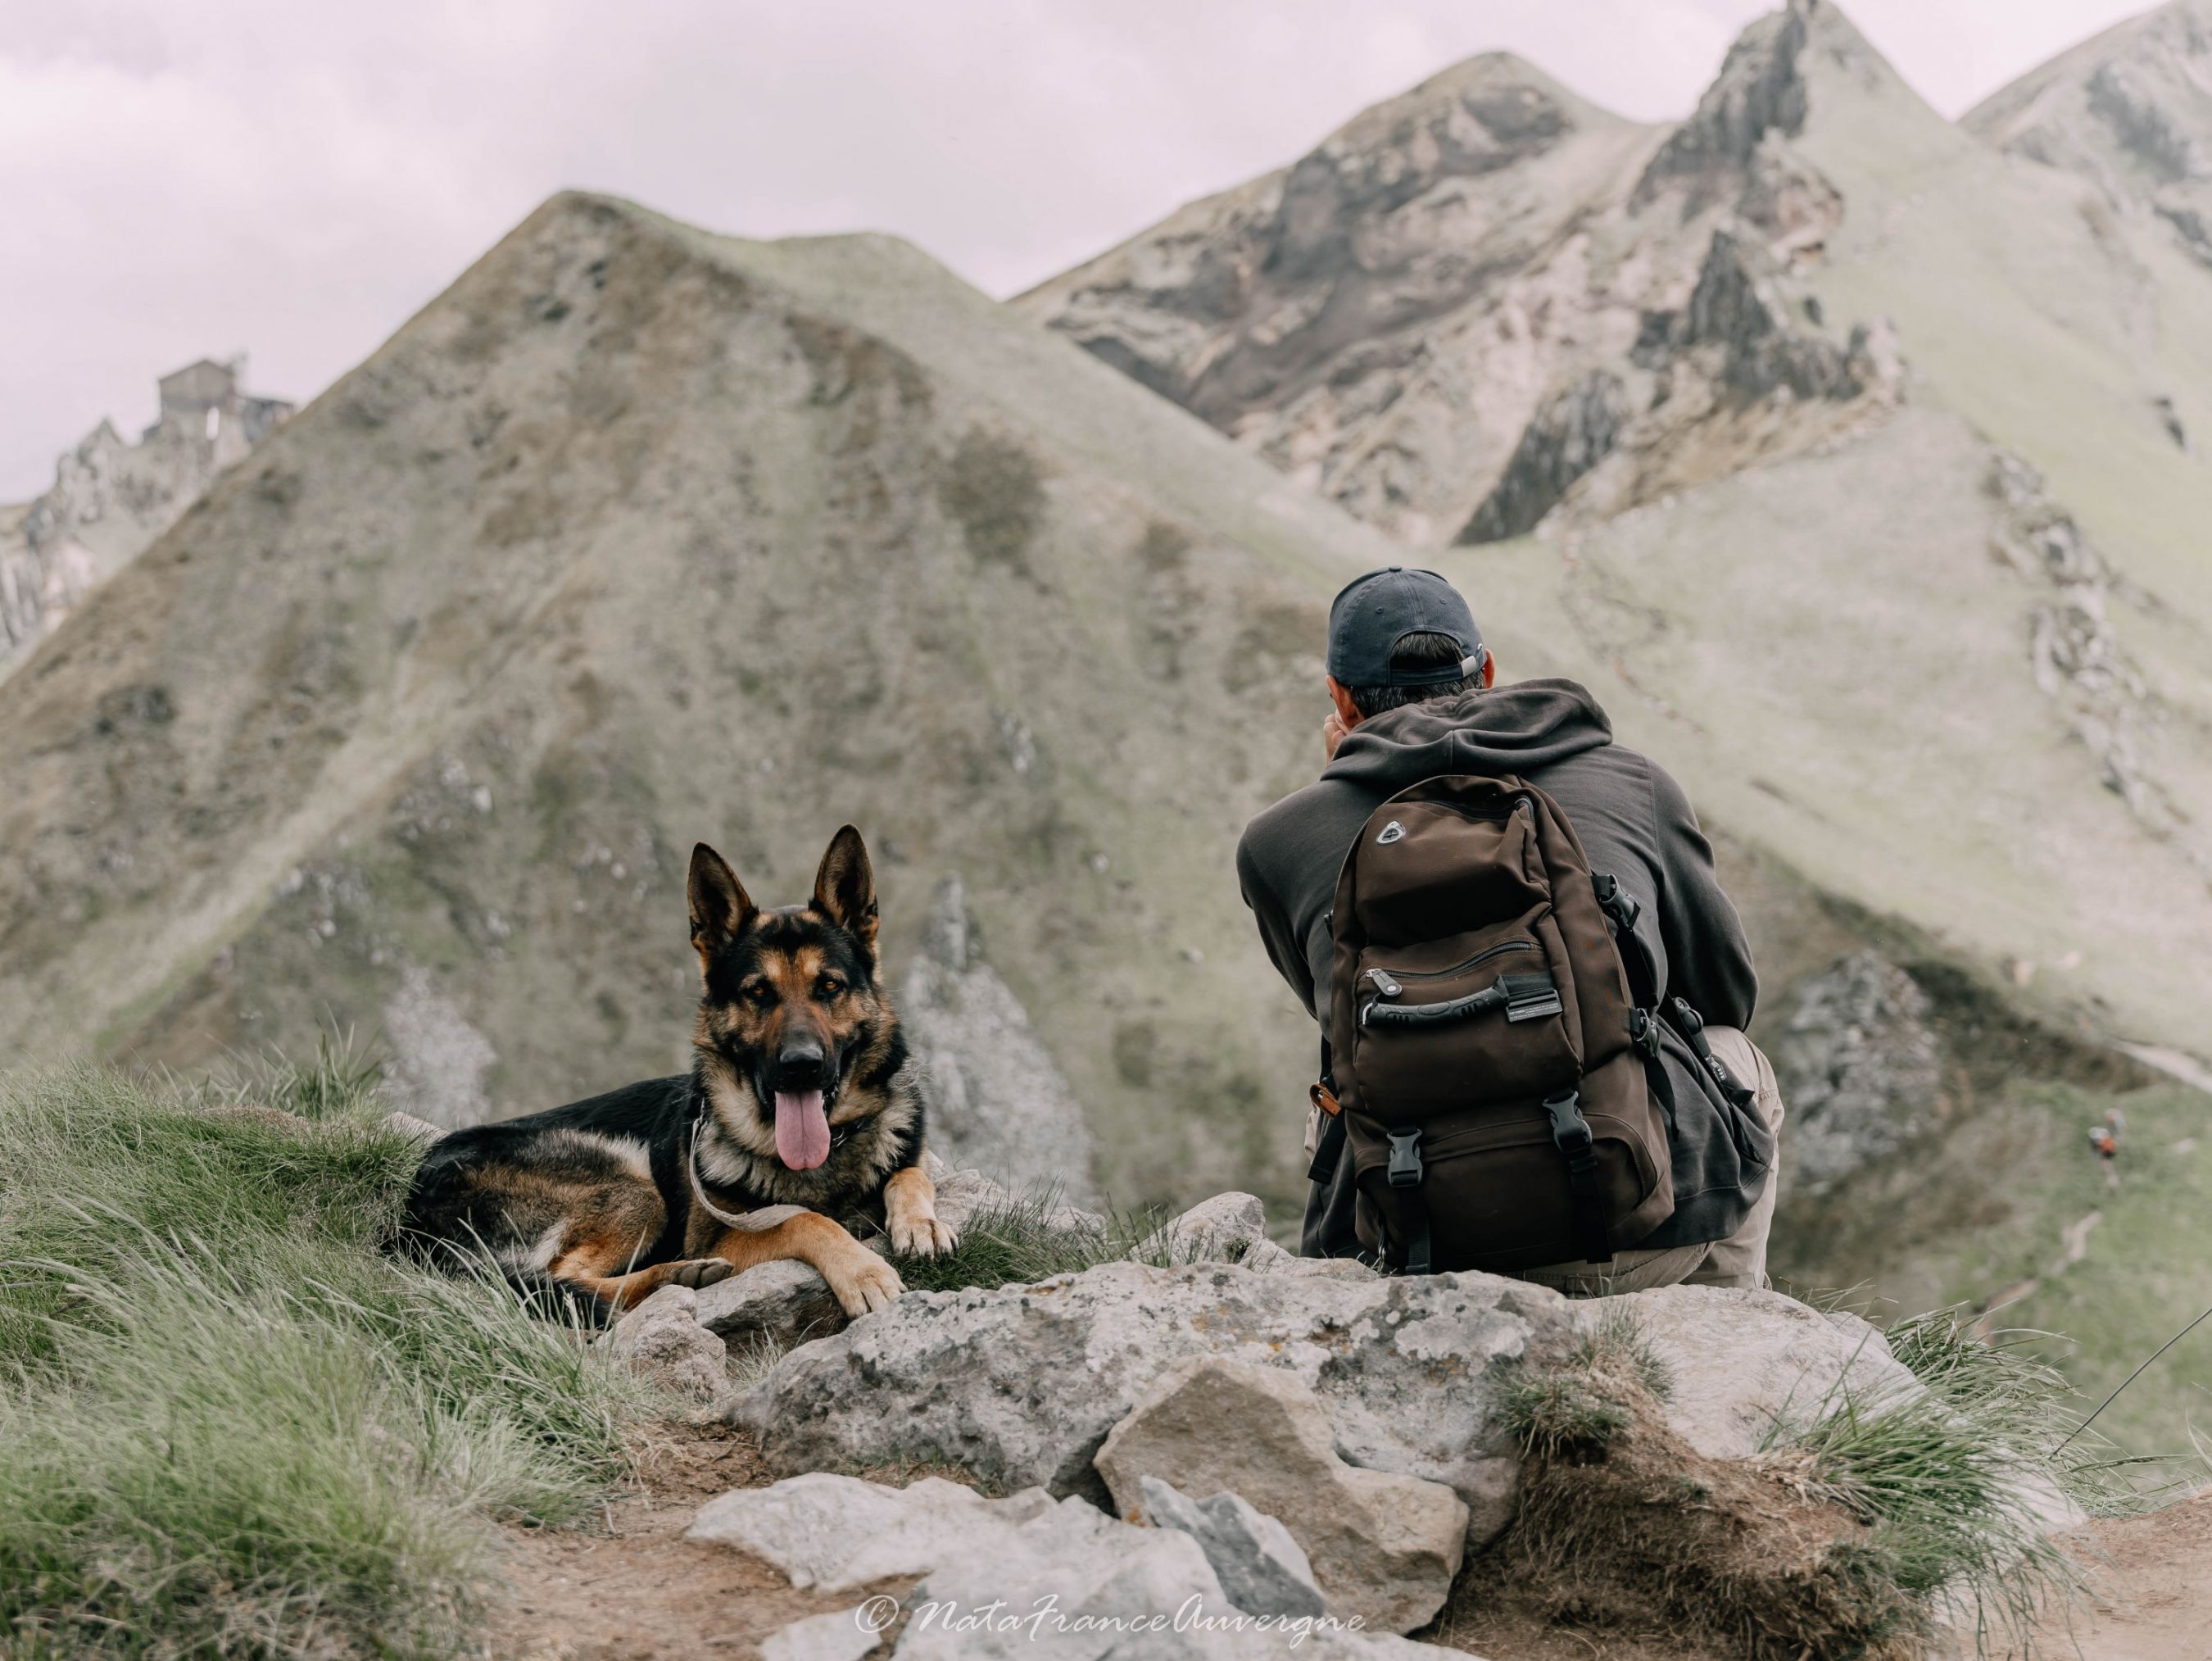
[1630,1006,1661,1058]
[1385,1128,1425,1189]
[1670,996,1704,1036]
[1501,973,1564,1023]
[1593,871,1642,933]
[1543,1090,1593,1158]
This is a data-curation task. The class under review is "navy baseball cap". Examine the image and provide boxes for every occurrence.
[1326,567,1484,687]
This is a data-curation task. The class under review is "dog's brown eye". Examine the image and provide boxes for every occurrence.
[818,977,845,1001]
[742,983,774,1007]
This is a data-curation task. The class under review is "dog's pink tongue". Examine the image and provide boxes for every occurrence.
[773,1089,831,1170]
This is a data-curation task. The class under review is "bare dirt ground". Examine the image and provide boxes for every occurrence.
[2042,1493,2212,1661]
[482,1422,906,1661]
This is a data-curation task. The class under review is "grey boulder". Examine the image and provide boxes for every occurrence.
[691,1473,1412,1660]
[1100,1360,1464,1633]
[1139,1191,1270,1264]
[601,1285,727,1399]
[1136,1474,1324,1620]
[694,1260,850,1352]
[1609,1284,1920,1457]
[895,1491,1437,1660]
[689,1161,1094,1352]
[687,1471,1054,1591]
[733,1258,1573,1549]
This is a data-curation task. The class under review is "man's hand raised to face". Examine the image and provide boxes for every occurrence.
[1323,708,1349,762]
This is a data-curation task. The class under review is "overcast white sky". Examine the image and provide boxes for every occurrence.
[0,0,2151,499]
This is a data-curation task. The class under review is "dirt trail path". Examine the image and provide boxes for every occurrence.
[483,1423,901,1661]
[2056,1492,2212,1661]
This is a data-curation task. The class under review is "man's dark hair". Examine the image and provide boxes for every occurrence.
[1344,631,1484,719]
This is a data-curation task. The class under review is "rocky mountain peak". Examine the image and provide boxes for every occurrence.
[1965,0,2212,263]
[1634,2,1813,204]
[1632,0,1916,228]
[1019,1,1934,542]
[1314,49,1625,157]
[1264,57,1599,287]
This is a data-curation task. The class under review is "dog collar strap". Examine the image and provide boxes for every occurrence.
[688,1119,771,1232]
[687,1117,832,1235]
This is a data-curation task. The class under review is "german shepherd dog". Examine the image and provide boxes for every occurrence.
[402,826,953,1319]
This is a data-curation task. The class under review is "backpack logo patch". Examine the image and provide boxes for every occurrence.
[1376,820,1405,845]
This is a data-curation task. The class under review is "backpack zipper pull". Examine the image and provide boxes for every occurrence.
[1365,967,1403,998]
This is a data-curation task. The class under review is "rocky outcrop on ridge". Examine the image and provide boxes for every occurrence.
[1632,0,1813,209]
[1456,223,1902,541]
[1,358,290,669]
[1675,229,1875,402]
[1770,951,1942,1195]
[898,875,1098,1200]
[1985,450,2207,878]
[1460,371,1628,544]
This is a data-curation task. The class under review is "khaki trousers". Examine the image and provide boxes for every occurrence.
[1514,1026,1785,1296]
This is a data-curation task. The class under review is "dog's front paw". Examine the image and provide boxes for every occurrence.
[826,1250,904,1316]
[891,1214,958,1259]
[667,1258,733,1290]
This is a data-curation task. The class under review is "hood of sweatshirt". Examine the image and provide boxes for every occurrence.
[1321,678,1614,792]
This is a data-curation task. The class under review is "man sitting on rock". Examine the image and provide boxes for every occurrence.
[1235,566,1785,1292]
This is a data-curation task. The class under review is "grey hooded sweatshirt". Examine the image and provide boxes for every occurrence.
[1235,678,1771,1258]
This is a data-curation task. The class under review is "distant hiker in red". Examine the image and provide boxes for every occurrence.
[2089,1110,2123,1189]
[1237,567,1784,1292]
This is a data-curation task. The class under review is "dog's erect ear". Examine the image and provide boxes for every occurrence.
[688,842,755,969]
[812,824,879,951]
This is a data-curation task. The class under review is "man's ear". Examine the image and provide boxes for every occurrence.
[812,824,879,952]
[1326,674,1363,732]
[688,842,755,973]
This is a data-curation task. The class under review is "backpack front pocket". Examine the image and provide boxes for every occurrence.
[1349,911,1582,1109]
[1348,1087,1669,1272]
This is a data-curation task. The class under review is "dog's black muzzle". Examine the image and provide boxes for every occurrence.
[755,1036,843,1109]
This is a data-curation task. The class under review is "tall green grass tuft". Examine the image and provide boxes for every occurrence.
[1781,1305,2135,1654]
[0,1062,661,1657]
[180,1028,388,1122]
[1498,1304,1675,1463]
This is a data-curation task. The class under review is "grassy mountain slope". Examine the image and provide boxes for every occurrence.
[0,193,1441,1206]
